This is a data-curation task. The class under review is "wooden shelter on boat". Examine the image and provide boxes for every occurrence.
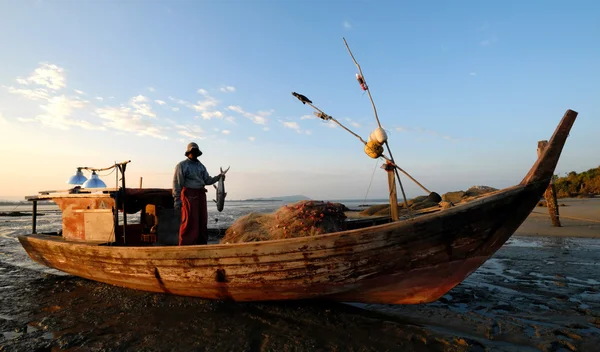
[18,110,578,304]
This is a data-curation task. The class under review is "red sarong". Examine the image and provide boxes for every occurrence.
[179,187,208,245]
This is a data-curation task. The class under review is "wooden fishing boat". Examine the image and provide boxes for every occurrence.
[18,110,577,304]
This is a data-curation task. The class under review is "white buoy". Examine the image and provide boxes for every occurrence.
[369,127,388,144]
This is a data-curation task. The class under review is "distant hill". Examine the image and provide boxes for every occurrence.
[244,195,312,202]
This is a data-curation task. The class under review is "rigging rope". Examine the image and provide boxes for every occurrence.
[363,159,380,205]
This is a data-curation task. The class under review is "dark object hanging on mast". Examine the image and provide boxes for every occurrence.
[292,92,312,105]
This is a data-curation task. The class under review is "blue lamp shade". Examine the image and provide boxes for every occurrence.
[67,168,88,185]
[82,171,107,188]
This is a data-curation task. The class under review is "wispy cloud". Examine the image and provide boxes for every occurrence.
[16,63,66,90]
[130,95,156,118]
[172,107,179,112]
[219,86,236,93]
[282,121,300,130]
[74,89,85,95]
[222,129,231,135]
[343,20,352,29]
[95,105,166,139]
[96,96,104,101]
[227,105,268,125]
[469,72,477,76]
[7,86,51,101]
[155,100,166,105]
[200,111,223,120]
[300,114,315,120]
[248,136,256,142]
[147,87,156,92]
[0,112,8,125]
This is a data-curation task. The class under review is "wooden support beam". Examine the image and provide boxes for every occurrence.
[384,162,399,221]
[538,140,561,227]
[32,200,38,234]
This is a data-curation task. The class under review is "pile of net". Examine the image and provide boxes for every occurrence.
[221,200,348,243]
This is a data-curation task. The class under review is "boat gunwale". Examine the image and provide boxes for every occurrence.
[19,183,530,253]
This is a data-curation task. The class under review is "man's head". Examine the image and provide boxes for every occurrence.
[185,142,202,158]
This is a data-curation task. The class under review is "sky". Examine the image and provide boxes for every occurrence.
[1,0,599,201]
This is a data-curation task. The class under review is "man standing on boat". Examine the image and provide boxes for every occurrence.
[172,142,225,245]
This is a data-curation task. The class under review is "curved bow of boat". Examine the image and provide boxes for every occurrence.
[521,109,578,186]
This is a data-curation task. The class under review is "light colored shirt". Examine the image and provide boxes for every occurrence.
[172,158,220,206]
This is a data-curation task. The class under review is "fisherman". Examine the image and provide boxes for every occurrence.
[173,142,225,245]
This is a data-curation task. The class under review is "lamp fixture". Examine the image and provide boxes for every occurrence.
[66,167,88,185]
[82,171,107,188]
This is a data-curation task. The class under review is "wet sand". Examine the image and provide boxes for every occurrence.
[1,198,599,351]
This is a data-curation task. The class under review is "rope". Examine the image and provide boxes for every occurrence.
[343,37,409,209]
[363,160,379,205]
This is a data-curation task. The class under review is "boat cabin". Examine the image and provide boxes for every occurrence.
[26,187,182,245]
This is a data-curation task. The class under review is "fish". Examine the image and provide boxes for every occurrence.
[213,166,230,212]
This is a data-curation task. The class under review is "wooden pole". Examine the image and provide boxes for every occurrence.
[537,140,561,227]
[139,177,143,189]
[384,162,399,221]
[32,200,37,234]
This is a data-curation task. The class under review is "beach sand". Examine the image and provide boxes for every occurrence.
[517,197,600,238]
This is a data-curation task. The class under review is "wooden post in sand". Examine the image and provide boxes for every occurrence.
[139,177,143,189]
[538,140,561,227]
[384,162,400,221]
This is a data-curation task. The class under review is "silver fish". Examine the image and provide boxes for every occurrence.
[213,166,230,212]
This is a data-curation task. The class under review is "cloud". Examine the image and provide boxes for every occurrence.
[200,111,223,120]
[193,96,218,112]
[226,105,268,125]
[25,95,104,131]
[305,130,312,135]
[248,136,256,142]
[74,89,85,95]
[350,122,361,128]
[17,63,66,90]
[300,114,316,120]
[222,129,231,135]
[155,100,166,105]
[282,121,300,130]
[219,86,236,93]
[172,107,179,112]
[0,112,8,125]
[225,116,236,123]
[147,87,156,92]
[178,130,203,139]
[95,105,166,139]
[7,86,50,101]
[343,20,352,29]
[130,95,155,118]
[262,127,270,131]
[258,109,274,117]
[197,88,208,95]
[96,96,104,101]
[469,72,477,76]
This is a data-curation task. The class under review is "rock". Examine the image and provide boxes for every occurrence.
[411,200,439,210]
[442,191,465,203]
[439,201,453,209]
[465,185,498,197]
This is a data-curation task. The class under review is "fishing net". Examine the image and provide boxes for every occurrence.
[221,200,348,243]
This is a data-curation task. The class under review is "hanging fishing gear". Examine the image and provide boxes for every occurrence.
[291,38,442,217]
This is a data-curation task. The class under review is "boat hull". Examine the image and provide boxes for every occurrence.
[19,182,545,304]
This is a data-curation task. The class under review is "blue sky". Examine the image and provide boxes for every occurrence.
[0,0,598,201]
